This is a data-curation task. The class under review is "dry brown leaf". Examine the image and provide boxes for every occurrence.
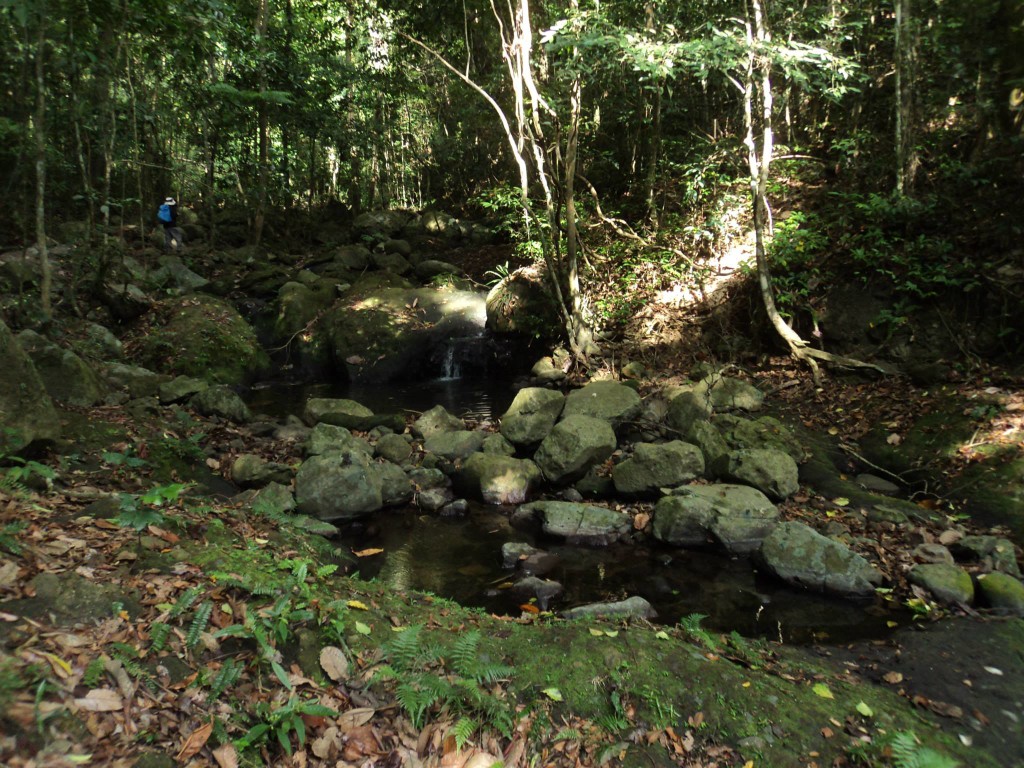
[338,706,375,732]
[463,751,502,768]
[74,688,123,712]
[882,671,903,685]
[320,646,350,681]
[312,726,340,759]
[212,743,239,768]
[353,548,385,557]
[341,723,380,760]
[177,720,214,761]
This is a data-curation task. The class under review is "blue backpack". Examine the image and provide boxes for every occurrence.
[157,203,172,223]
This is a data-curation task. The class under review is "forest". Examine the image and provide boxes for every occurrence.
[1,0,1023,767]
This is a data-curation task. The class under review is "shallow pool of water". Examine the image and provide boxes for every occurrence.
[347,505,903,645]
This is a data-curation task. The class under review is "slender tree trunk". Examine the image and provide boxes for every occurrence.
[895,0,918,195]
[33,6,52,321]
[252,0,270,246]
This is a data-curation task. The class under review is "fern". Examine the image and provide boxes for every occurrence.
[170,586,204,619]
[82,658,106,688]
[387,625,426,671]
[451,717,477,751]
[316,564,338,579]
[889,731,959,768]
[553,727,582,741]
[450,631,481,675]
[150,622,172,652]
[0,521,27,555]
[186,601,213,650]
[209,658,243,699]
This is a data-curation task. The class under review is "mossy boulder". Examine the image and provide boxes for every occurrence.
[713,448,800,501]
[457,453,543,505]
[485,266,559,337]
[128,295,269,385]
[516,500,630,545]
[533,415,617,484]
[0,319,60,453]
[16,329,106,406]
[612,440,705,496]
[908,563,975,605]
[561,380,643,428]
[975,572,1024,614]
[757,521,884,596]
[500,387,565,446]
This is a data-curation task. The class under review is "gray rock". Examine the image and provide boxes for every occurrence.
[102,362,168,399]
[684,420,731,470]
[534,415,617,484]
[912,543,954,565]
[714,448,799,501]
[375,433,413,464]
[250,482,296,515]
[441,499,469,517]
[481,433,516,456]
[665,390,713,433]
[501,387,566,446]
[414,260,461,281]
[304,397,373,426]
[653,484,779,553]
[408,467,448,490]
[512,577,563,610]
[561,596,657,621]
[951,536,1020,577]
[159,375,208,404]
[697,374,764,411]
[378,461,414,506]
[502,542,540,568]
[335,244,371,270]
[561,380,642,428]
[77,322,124,361]
[757,522,884,596]
[574,467,615,499]
[530,356,567,384]
[154,254,209,292]
[0,319,60,452]
[383,238,412,256]
[518,500,630,545]
[17,329,106,406]
[306,423,372,457]
[294,450,383,521]
[715,415,805,462]
[190,385,251,423]
[612,440,705,496]
[424,429,486,461]
[908,564,975,605]
[417,487,451,511]
[975,572,1024,615]
[856,473,902,495]
[458,453,542,505]
[413,405,465,439]
[372,252,412,275]
[100,281,151,320]
[231,454,292,488]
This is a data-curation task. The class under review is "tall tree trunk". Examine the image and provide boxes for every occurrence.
[895,0,918,195]
[252,0,270,246]
[33,5,52,322]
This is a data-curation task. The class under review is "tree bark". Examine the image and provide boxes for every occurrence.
[252,0,270,246]
[34,5,53,321]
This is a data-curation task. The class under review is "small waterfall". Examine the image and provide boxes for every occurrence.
[432,331,490,381]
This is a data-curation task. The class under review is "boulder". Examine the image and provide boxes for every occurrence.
[294,450,383,521]
[517,500,630,545]
[481,433,516,456]
[714,448,799,501]
[950,536,1020,577]
[512,576,563,610]
[612,440,705,496]
[334,245,371,271]
[129,295,269,385]
[152,255,209,293]
[190,385,251,423]
[303,398,373,426]
[414,260,461,282]
[561,596,657,621]
[375,433,413,464]
[500,387,565,446]
[561,380,642,428]
[72,322,124,362]
[424,429,486,461]
[975,572,1024,615]
[159,375,208,404]
[371,252,412,275]
[231,454,292,488]
[665,391,713,433]
[377,461,414,506]
[908,564,975,605]
[533,415,617,484]
[696,374,764,411]
[757,521,884,596]
[99,281,151,321]
[250,482,296,516]
[353,210,411,238]
[306,423,372,457]
[457,453,542,505]
[413,405,465,439]
[0,320,60,453]
[485,267,560,336]
[684,420,731,469]
[16,330,106,406]
[715,415,805,462]
[653,484,780,553]
[502,542,541,568]
[102,362,169,399]
[274,281,335,343]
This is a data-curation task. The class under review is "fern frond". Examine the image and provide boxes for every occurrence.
[387,625,425,671]
[210,658,244,699]
[170,586,204,619]
[553,727,582,742]
[186,601,213,650]
[316,564,339,578]
[450,631,481,677]
[150,622,172,653]
[450,717,477,751]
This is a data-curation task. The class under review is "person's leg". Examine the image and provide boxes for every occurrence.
[163,226,172,251]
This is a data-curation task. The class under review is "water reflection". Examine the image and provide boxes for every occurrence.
[348,505,903,645]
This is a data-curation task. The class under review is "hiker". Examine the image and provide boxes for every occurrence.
[157,196,185,251]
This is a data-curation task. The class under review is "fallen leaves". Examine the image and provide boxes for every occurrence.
[319,646,350,681]
[73,689,123,712]
[177,720,214,761]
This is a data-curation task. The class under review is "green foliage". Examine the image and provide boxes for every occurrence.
[185,601,214,650]
[677,613,720,652]
[1,456,56,495]
[0,521,28,556]
[82,658,106,688]
[237,696,338,757]
[376,626,515,736]
[207,658,244,700]
[887,731,959,768]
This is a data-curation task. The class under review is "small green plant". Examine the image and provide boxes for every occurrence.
[0,521,28,555]
[236,695,338,756]
[677,613,720,652]
[1,455,56,494]
[887,730,959,768]
[114,483,189,533]
[376,626,515,737]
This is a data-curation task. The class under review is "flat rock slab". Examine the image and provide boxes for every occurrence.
[561,596,656,620]
[516,500,630,545]
[757,521,883,596]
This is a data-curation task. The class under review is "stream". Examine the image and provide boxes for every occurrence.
[246,375,905,645]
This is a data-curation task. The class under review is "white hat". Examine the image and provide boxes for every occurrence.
[165,197,176,205]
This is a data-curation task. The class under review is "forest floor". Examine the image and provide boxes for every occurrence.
[2,242,1023,767]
